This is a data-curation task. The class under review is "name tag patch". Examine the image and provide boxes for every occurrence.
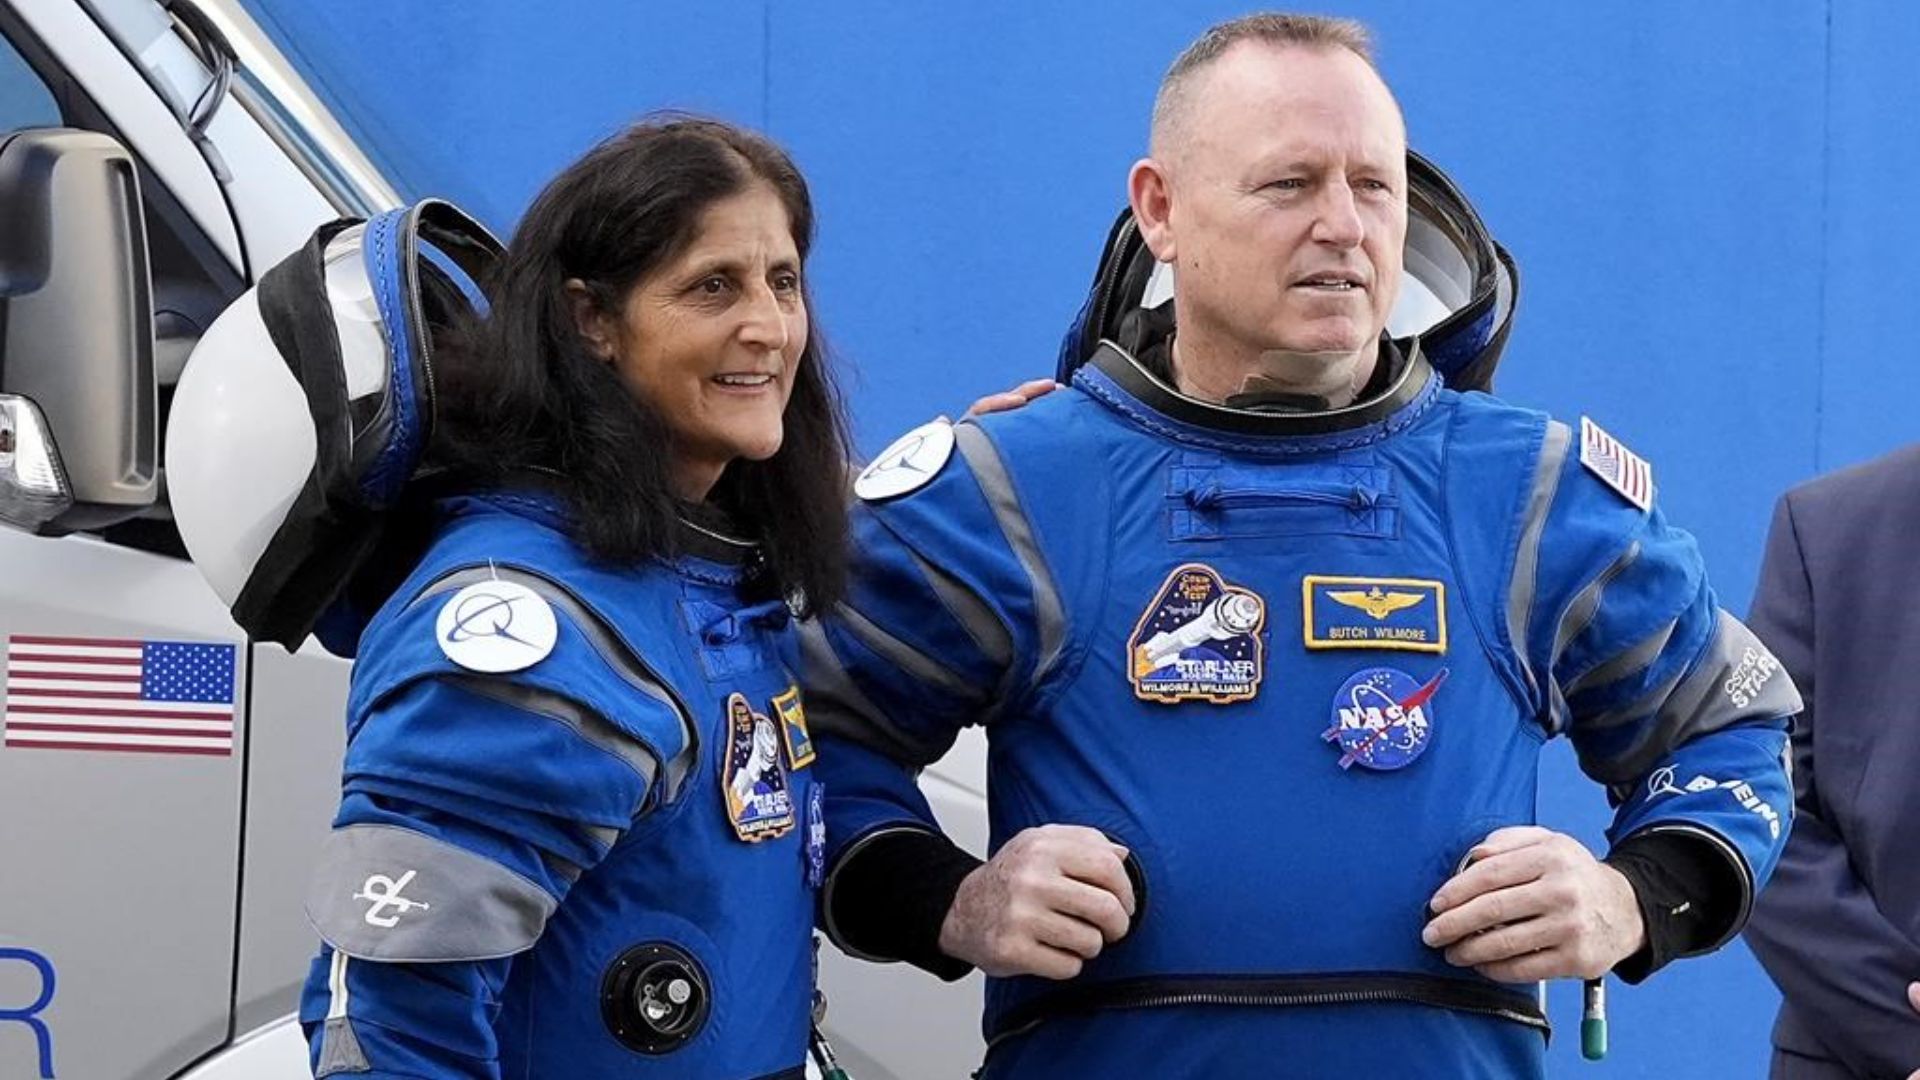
[1303,575,1446,654]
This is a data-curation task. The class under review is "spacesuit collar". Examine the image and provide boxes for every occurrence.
[446,486,762,568]
[1082,335,1437,439]
[672,499,762,567]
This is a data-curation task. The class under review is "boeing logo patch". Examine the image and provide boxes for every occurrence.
[1323,666,1446,771]
[854,420,955,501]
[435,579,558,673]
[722,693,796,842]
[1128,564,1266,704]
[1646,766,1783,839]
[1303,575,1446,654]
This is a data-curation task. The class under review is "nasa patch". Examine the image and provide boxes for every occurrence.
[1128,563,1266,704]
[1322,666,1447,771]
[721,693,795,842]
[805,781,826,888]
[854,420,955,501]
[435,578,558,673]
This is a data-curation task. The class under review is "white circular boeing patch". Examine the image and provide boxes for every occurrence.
[854,420,955,501]
[435,579,558,673]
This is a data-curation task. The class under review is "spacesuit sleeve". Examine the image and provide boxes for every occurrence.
[299,597,688,1077]
[810,420,1068,956]
[1506,419,1799,957]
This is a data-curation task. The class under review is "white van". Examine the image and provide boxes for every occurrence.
[0,1,989,1076]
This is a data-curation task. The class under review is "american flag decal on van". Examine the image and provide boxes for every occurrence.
[3,635,237,756]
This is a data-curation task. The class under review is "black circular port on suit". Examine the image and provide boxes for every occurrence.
[601,941,711,1054]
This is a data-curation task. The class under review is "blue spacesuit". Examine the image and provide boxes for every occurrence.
[809,340,1799,1078]
[300,493,819,1079]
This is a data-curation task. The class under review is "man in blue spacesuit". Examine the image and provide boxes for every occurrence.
[807,13,1799,1078]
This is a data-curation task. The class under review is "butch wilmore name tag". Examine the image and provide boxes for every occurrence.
[1302,575,1447,654]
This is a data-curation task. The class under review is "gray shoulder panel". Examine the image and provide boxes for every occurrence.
[448,672,660,818]
[306,823,557,962]
[416,565,698,803]
[1584,611,1802,783]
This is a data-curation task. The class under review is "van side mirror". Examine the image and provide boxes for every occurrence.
[0,128,158,535]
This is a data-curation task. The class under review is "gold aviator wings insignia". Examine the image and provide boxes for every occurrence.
[1326,587,1427,621]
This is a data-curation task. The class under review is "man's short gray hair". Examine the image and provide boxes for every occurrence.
[1151,13,1377,153]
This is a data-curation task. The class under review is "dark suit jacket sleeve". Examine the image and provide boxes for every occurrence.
[1742,492,1920,1076]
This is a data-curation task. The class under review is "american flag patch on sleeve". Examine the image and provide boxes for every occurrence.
[1579,416,1653,512]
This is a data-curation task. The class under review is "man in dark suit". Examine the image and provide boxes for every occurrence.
[1746,443,1920,1079]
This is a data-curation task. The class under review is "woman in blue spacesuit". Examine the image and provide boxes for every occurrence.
[296,118,851,1079]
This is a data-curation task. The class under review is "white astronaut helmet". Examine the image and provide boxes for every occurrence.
[168,200,500,654]
[1056,149,1519,393]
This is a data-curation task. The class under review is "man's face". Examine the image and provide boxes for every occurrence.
[1156,44,1407,364]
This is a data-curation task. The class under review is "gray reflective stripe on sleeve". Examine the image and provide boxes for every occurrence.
[1505,420,1572,706]
[834,601,980,705]
[907,544,1015,670]
[582,823,621,852]
[1580,611,1802,784]
[448,673,658,819]
[953,422,1067,685]
[316,951,371,1076]
[1576,650,1689,741]
[417,565,698,803]
[1551,541,1642,668]
[1541,540,1643,733]
[799,619,953,765]
[306,823,557,962]
[1562,615,1679,701]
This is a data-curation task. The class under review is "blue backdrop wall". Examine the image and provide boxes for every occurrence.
[240,3,1919,1074]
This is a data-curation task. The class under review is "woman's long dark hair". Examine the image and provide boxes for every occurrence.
[433,117,850,612]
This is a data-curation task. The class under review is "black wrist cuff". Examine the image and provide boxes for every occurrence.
[1604,831,1743,983]
[827,829,982,981]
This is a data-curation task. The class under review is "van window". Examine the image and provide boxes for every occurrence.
[1,15,241,558]
[0,26,59,130]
